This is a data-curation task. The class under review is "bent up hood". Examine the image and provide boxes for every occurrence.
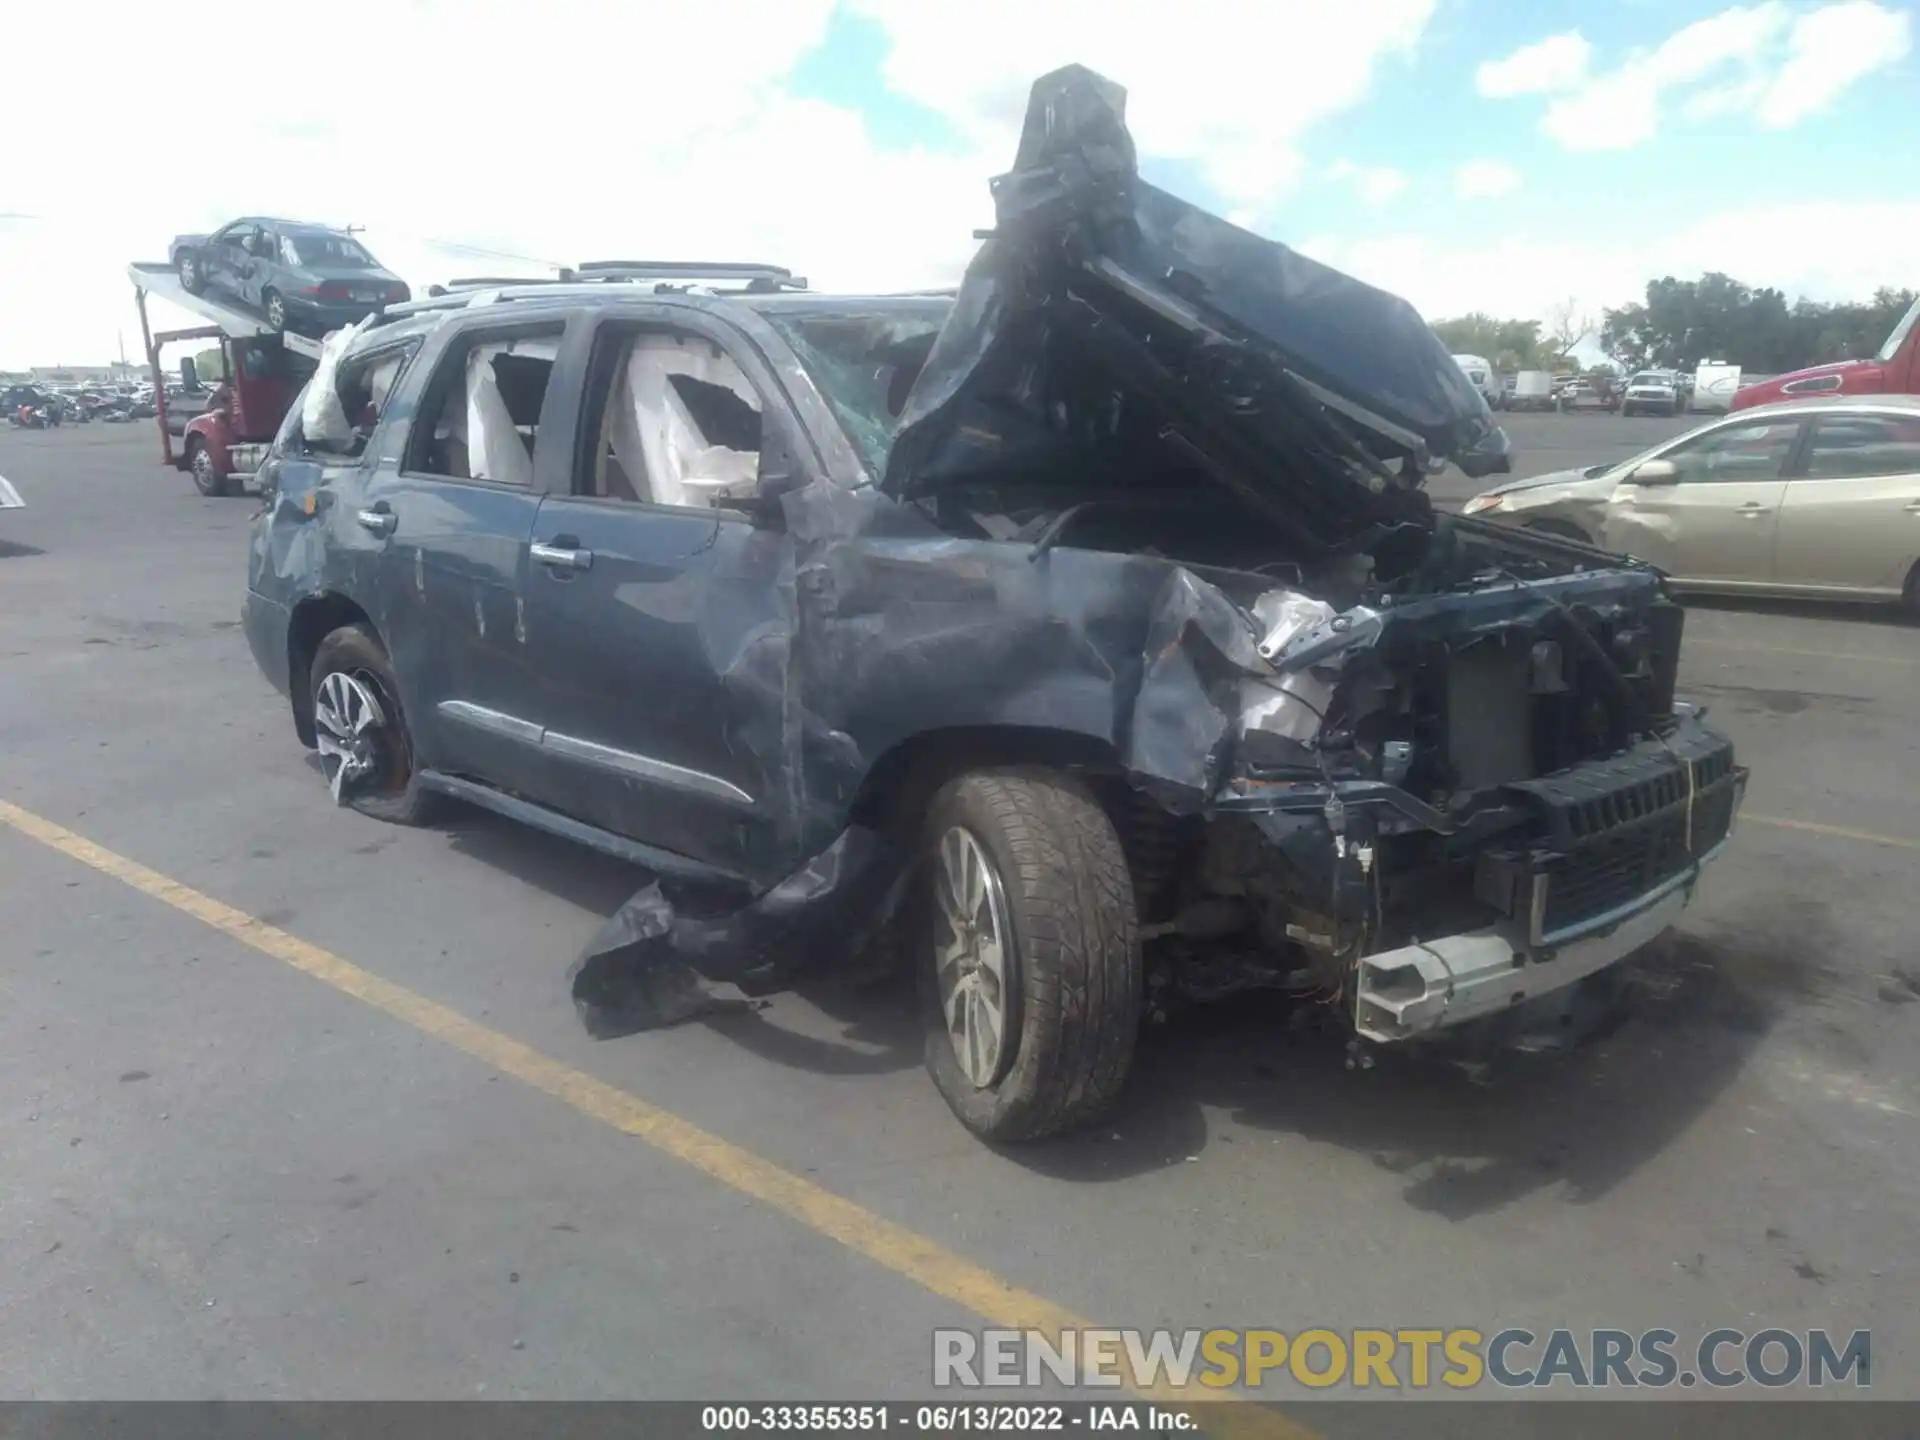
[883,64,1511,555]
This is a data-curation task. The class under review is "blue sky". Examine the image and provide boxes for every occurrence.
[1297,0,1916,260]
[3,0,1916,366]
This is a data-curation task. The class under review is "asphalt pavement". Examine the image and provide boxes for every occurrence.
[1430,408,1698,506]
[3,420,1917,1419]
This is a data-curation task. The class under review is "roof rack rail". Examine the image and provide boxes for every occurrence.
[435,275,565,291]
[559,260,808,291]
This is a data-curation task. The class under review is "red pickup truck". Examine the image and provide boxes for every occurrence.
[1732,293,1920,411]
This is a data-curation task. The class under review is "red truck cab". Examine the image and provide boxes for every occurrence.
[180,339,302,477]
[1731,293,1920,411]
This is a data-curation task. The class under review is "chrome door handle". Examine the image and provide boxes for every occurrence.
[1903,500,1920,514]
[1736,504,1770,517]
[531,541,592,572]
[356,507,396,536]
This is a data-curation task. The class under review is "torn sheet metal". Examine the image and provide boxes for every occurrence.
[884,64,1510,558]
[570,827,908,1034]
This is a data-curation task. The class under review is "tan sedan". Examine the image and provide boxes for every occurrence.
[1462,395,1920,612]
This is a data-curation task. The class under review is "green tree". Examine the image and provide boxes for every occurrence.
[1430,312,1548,370]
[1601,276,1917,372]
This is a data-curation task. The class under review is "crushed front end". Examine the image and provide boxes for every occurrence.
[1147,551,1745,1050]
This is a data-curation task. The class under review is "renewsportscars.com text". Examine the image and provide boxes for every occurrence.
[932,1327,1871,1391]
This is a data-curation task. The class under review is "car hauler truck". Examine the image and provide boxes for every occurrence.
[130,261,323,495]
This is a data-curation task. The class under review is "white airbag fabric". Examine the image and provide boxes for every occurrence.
[299,316,373,447]
[608,334,760,508]
[463,337,558,487]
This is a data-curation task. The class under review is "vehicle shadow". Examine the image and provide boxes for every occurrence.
[1684,594,1914,629]
[0,540,45,559]
[438,802,640,914]
[420,795,1825,1211]
[1009,890,1840,1212]
[700,970,925,1078]
[438,802,923,1076]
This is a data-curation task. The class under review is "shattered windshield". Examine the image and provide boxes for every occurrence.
[761,306,950,478]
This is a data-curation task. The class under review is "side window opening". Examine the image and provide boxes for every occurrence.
[296,337,414,460]
[408,330,562,485]
[1803,416,1920,480]
[1663,420,1799,482]
[588,330,764,508]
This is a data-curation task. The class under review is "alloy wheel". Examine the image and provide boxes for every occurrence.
[932,826,1016,1088]
[313,670,393,804]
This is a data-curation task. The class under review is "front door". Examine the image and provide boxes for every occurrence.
[1774,412,1920,597]
[517,313,800,881]
[205,224,250,299]
[1600,416,1803,586]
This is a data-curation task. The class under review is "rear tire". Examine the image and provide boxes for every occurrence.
[1902,562,1920,621]
[186,439,227,497]
[308,625,441,826]
[917,768,1141,1143]
[264,289,287,331]
[178,250,203,293]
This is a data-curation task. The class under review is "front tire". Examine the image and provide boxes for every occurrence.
[308,625,440,825]
[918,768,1141,1143]
[186,439,227,497]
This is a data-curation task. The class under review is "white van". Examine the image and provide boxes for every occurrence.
[1690,362,1742,413]
[1507,370,1553,411]
[1451,353,1502,408]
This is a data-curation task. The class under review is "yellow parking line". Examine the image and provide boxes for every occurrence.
[0,798,1307,1440]
[1746,813,1920,851]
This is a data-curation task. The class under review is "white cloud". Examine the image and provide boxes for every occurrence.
[1327,160,1409,207]
[1480,2,1906,153]
[2,0,1439,366]
[1300,201,1920,333]
[1453,160,1522,199]
[845,0,1433,209]
[1475,32,1591,98]
[1541,3,1791,151]
[1756,0,1912,127]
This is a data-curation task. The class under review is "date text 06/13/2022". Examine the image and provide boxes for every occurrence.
[699,1404,1196,1431]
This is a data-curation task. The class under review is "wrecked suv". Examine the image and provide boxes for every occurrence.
[243,67,1745,1143]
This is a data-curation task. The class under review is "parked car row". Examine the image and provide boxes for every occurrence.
[2,380,155,426]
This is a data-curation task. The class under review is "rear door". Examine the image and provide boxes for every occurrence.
[516,308,804,880]
[375,318,571,791]
[1600,416,1803,585]
[1773,411,1920,597]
